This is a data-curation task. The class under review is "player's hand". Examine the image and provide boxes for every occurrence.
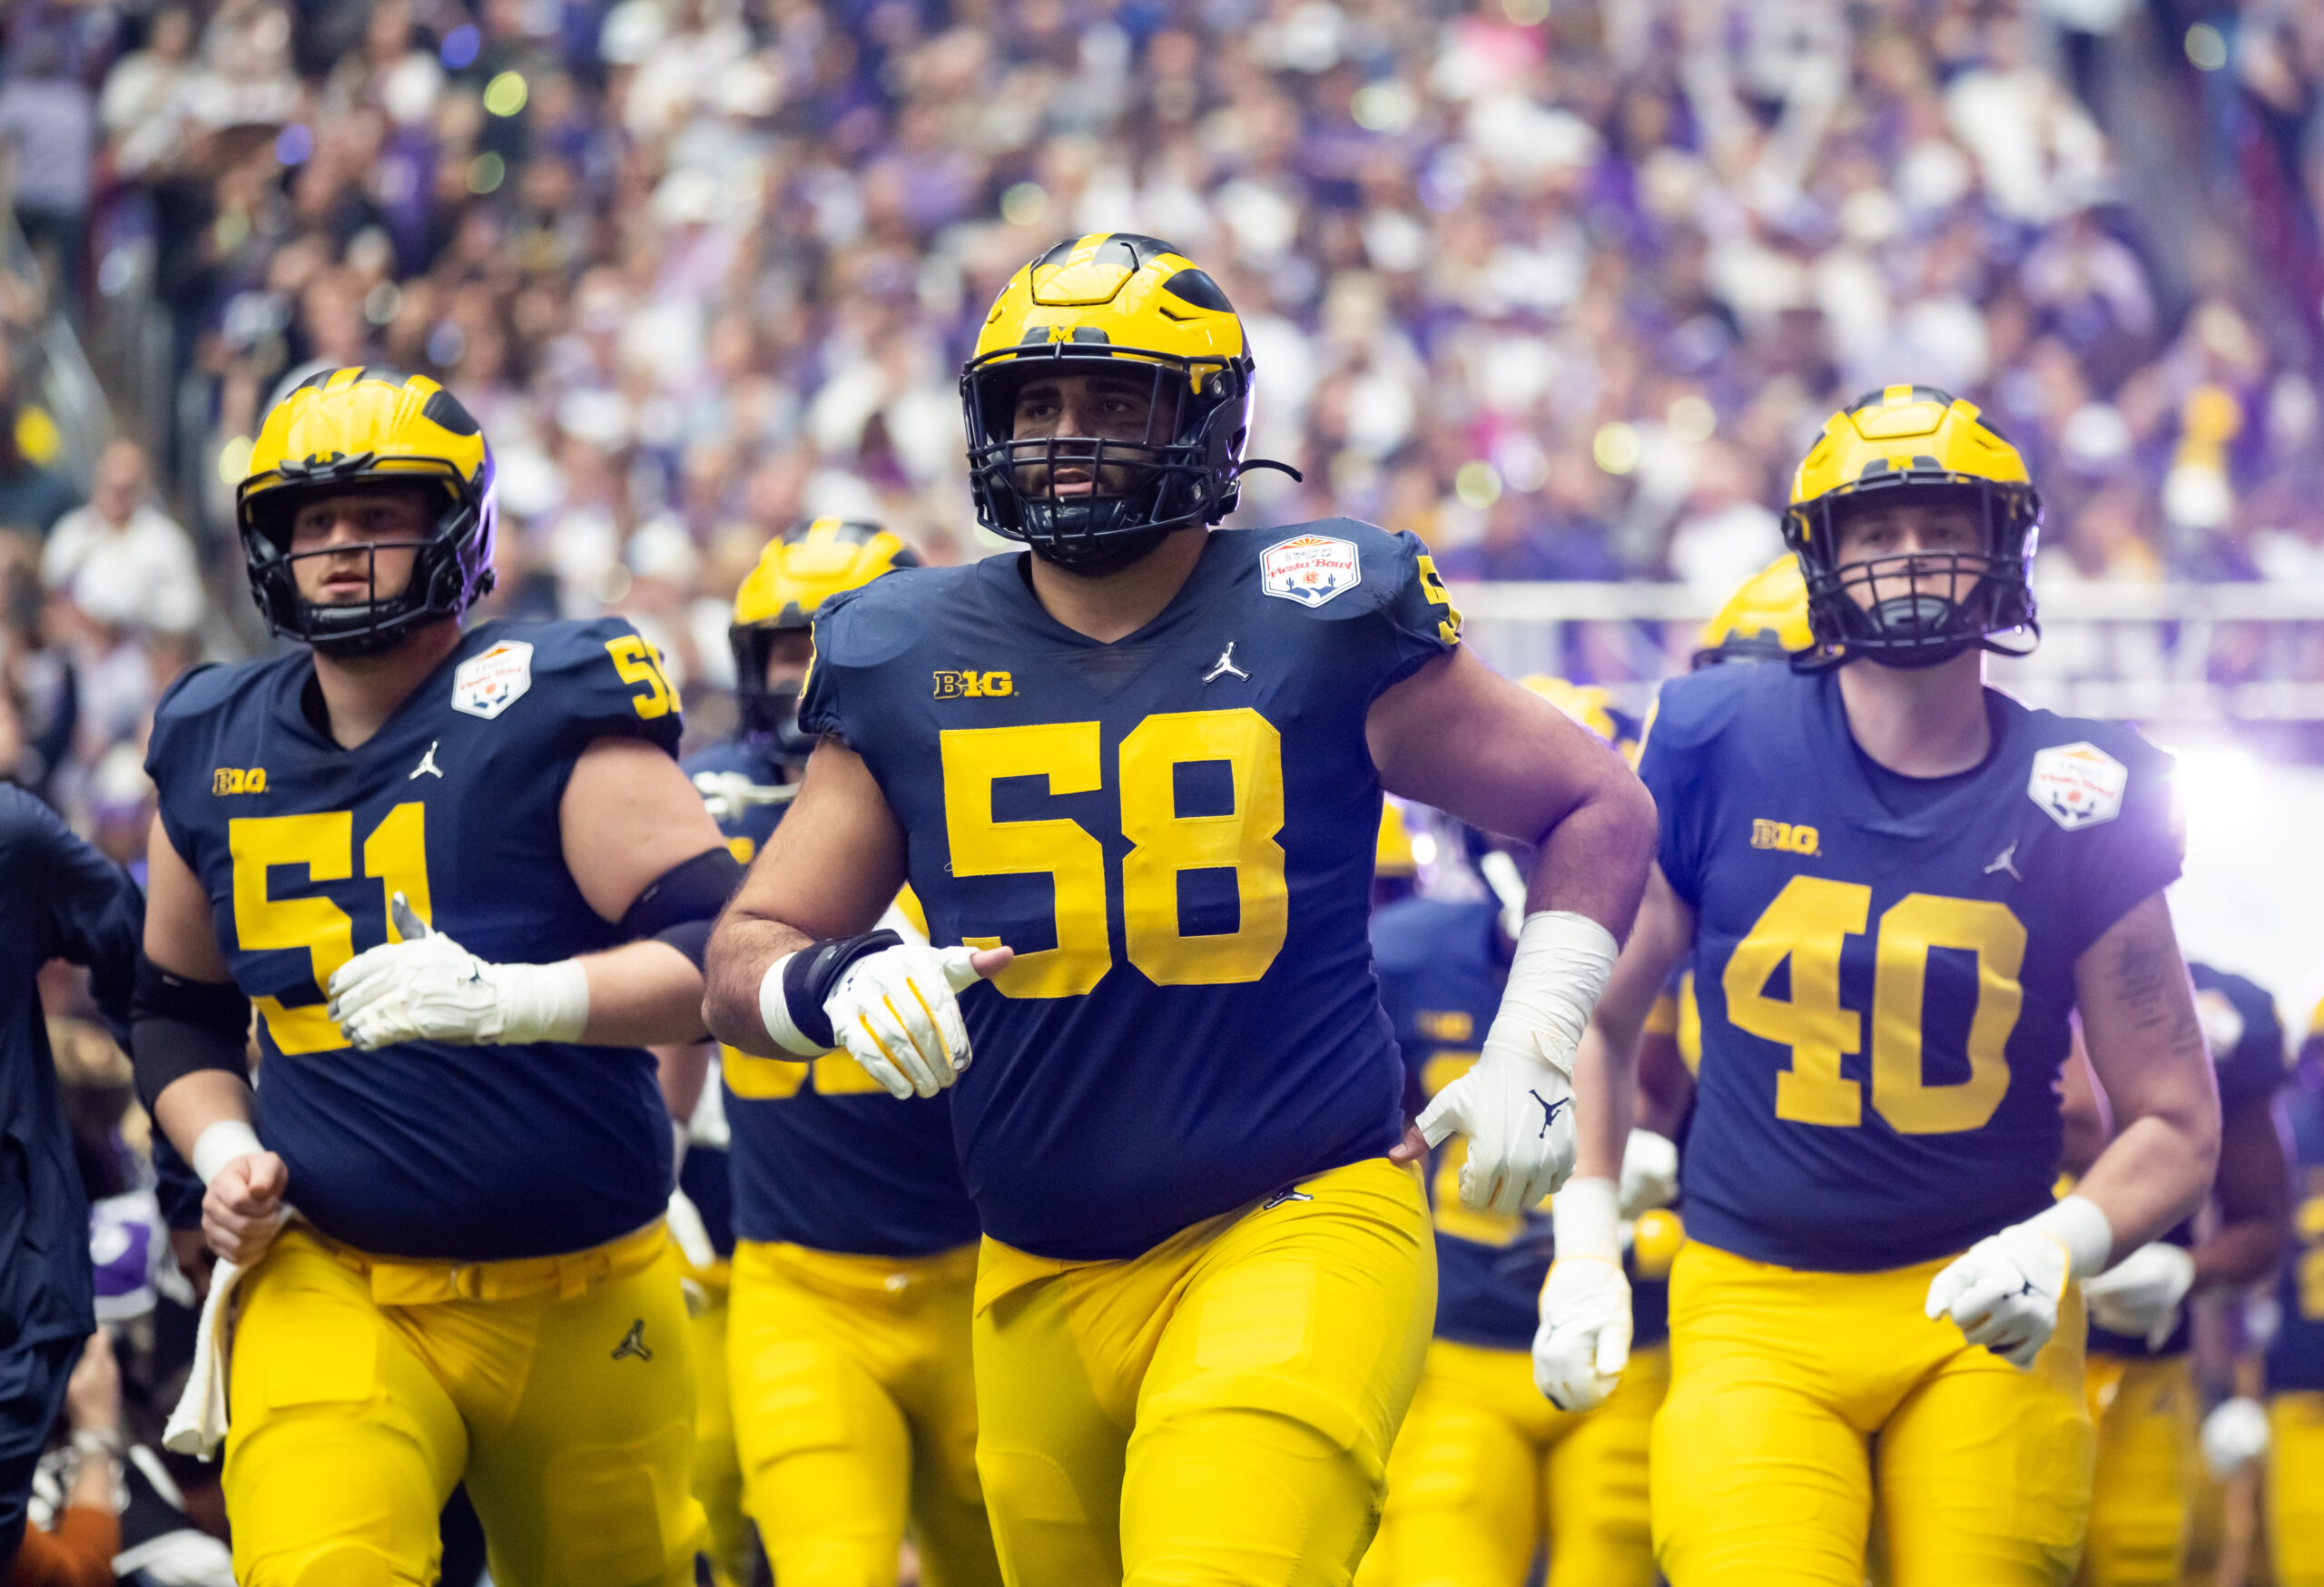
[2200,1396,2270,1480]
[328,894,586,1048]
[826,942,1011,1099]
[2082,1241,2196,1350]
[1924,1220,2070,1367]
[1415,1045,1575,1215]
[203,1150,288,1266]
[1618,1127,1679,1217]
[1534,1256,1630,1410]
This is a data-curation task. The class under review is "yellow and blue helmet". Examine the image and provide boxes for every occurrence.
[238,367,497,654]
[731,518,918,759]
[1692,554,1817,669]
[1783,385,2041,668]
[961,233,1295,570]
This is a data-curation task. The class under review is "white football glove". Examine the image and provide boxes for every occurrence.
[764,941,982,1100]
[2201,1395,2270,1481]
[2083,1241,2197,1351]
[1618,1127,1679,1217]
[1533,1177,1630,1410]
[1417,912,1616,1215]
[328,894,587,1049]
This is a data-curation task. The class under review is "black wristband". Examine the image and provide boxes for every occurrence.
[781,930,902,1051]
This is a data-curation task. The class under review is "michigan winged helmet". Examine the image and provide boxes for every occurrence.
[730,518,918,759]
[238,367,497,654]
[1783,385,2042,668]
[961,232,1296,570]
[1692,555,1817,670]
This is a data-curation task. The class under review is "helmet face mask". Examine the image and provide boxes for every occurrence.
[729,518,918,766]
[962,234,1282,573]
[238,370,498,656]
[1783,388,2042,671]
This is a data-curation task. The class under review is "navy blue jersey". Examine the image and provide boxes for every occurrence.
[0,791,140,1351]
[146,619,683,1262]
[2091,962,2284,1358]
[1640,664,2181,1272]
[801,523,1462,1260]
[1372,894,1669,1353]
[2270,1078,2324,1394]
[685,738,978,1257]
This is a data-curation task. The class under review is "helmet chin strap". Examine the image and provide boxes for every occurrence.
[1027,523,1177,577]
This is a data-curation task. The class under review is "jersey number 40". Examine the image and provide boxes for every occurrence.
[1724,876,2027,1136]
[940,707,1287,998]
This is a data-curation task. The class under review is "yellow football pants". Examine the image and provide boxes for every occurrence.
[2269,1391,2324,1586]
[2073,1353,2196,1587]
[1653,1239,2092,1587]
[728,1238,1000,1587]
[685,1274,751,1587]
[972,1155,1435,1587]
[225,1220,704,1587]
[1357,1337,1666,1587]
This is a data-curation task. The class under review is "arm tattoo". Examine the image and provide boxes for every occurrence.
[2112,926,2204,1060]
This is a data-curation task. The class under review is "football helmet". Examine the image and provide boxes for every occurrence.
[1784,386,2041,668]
[238,367,497,655]
[731,518,918,760]
[961,232,1295,572]
[1692,554,1817,669]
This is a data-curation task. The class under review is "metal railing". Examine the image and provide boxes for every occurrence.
[1449,580,2324,726]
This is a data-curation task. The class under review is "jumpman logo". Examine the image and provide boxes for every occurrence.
[1203,642,1249,684]
[1531,1091,1570,1139]
[1984,841,2022,882]
[409,741,444,780]
[611,1319,652,1363]
[1262,1186,1313,1210]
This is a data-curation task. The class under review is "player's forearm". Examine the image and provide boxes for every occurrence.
[2191,1218,2290,1292]
[151,1070,257,1167]
[1571,1025,1633,1182]
[655,1040,712,1120]
[2075,1110,2219,1258]
[701,913,816,1058]
[1521,774,1657,942]
[576,939,710,1046]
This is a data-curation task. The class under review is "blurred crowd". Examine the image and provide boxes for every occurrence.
[0,0,2314,768]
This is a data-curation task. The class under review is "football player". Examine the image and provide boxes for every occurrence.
[1561,387,2222,1585]
[1359,797,1676,1586]
[2068,963,2292,1587]
[130,369,738,1586]
[665,518,1002,1587]
[2266,1010,2324,1586]
[702,232,1657,1582]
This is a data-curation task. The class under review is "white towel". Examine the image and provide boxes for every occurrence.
[162,1257,244,1458]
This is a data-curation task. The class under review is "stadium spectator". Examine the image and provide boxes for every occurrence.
[41,443,205,639]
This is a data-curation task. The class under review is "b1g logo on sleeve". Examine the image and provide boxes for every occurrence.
[2029,742,2128,830]
[450,640,535,720]
[1261,534,1360,608]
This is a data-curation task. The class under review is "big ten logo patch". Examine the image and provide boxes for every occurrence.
[1751,818,1820,856]
[934,670,1014,699]
[213,766,268,794]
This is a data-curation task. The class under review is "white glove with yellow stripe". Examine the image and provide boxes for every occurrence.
[1533,1176,1630,1410]
[1925,1196,2112,1368]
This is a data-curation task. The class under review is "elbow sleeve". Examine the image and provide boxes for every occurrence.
[129,952,251,1113]
[621,848,748,971]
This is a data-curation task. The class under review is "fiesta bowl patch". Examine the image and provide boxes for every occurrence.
[451,640,535,720]
[1261,534,1361,608]
[2028,742,2127,830]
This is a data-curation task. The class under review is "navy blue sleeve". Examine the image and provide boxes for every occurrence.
[1366,527,1462,695]
[2053,731,2183,964]
[543,617,685,760]
[1635,676,1718,911]
[2193,965,2289,1113]
[17,789,142,1043]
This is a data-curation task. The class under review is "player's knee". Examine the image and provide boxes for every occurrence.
[761,1536,905,1587]
[537,1422,703,1586]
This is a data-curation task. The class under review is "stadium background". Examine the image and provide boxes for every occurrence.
[0,5,2314,999]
